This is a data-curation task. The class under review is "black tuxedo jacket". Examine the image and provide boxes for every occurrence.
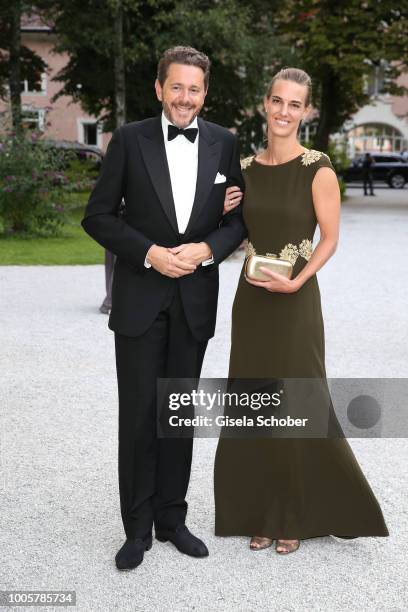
[82,115,247,342]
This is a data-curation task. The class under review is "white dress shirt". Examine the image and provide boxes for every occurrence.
[162,111,199,233]
[144,112,213,268]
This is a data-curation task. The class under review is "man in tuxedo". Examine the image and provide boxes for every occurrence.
[82,46,246,570]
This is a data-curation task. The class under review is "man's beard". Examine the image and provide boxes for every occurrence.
[162,101,201,129]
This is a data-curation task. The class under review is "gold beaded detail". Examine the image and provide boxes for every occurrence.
[240,155,255,170]
[245,240,257,257]
[279,243,299,266]
[298,239,313,260]
[246,239,313,265]
[300,149,324,166]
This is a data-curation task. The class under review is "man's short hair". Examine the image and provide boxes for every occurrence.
[157,46,211,89]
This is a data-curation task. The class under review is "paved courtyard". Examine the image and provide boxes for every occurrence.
[1,187,407,611]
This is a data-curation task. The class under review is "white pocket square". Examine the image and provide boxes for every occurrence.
[214,172,226,184]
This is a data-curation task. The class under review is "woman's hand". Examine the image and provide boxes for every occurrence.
[245,267,301,293]
[223,185,243,215]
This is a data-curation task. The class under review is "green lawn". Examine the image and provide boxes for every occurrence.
[0,195,105,265]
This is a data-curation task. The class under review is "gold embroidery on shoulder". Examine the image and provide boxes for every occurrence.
[240,155,255,170]
[301,149,323,166]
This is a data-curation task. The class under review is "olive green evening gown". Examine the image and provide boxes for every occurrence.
[213,150,389,539]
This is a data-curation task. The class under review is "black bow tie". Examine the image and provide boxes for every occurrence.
[167,124,198,143]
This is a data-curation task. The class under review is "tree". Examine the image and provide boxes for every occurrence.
[40,0,278,153]
[112,0,126,127]
[275,0,408,151]
[0,1,47,132]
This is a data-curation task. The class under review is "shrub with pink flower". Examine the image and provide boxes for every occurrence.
[0,132,68,235]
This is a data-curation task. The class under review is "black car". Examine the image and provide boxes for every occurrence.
[342,152,408,188]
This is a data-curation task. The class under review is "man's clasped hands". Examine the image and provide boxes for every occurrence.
[146,242,212,278]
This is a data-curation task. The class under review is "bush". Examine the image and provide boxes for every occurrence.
[0,132,69,236]
[63,157,99,193]
[326,141,350,174]
[326,142,350,201]
[337,177,347,199]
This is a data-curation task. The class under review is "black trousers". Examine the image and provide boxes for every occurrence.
[363,171,374,195]
[114,282,208,539]
[100,250,115,310]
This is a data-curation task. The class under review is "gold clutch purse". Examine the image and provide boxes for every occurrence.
[245,253,293,281]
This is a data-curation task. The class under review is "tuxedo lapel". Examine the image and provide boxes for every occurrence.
[136,116,179,235]
[183,118,222,238]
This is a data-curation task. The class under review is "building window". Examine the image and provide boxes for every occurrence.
[84,123,97,145]
[363,60,391,98]
[300,120,318,145]
[347,123,405,155]
[21,73,47,95]
[79,120,100,146]
[21,107,46,131]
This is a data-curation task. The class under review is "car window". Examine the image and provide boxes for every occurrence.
[373,156,400,163]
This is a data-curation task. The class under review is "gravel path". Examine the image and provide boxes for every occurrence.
[1,189,407,611]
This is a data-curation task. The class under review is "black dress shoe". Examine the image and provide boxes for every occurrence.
[99,304,111,314]
[156,525,209,557]
[115,535,152,570]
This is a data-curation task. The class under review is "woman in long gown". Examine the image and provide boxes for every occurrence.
[214,68,389,554]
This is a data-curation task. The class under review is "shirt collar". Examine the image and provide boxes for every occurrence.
[161,111,198,141]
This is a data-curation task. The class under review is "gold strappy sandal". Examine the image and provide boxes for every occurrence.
[250,536,273,550]
[275,539,300,554]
